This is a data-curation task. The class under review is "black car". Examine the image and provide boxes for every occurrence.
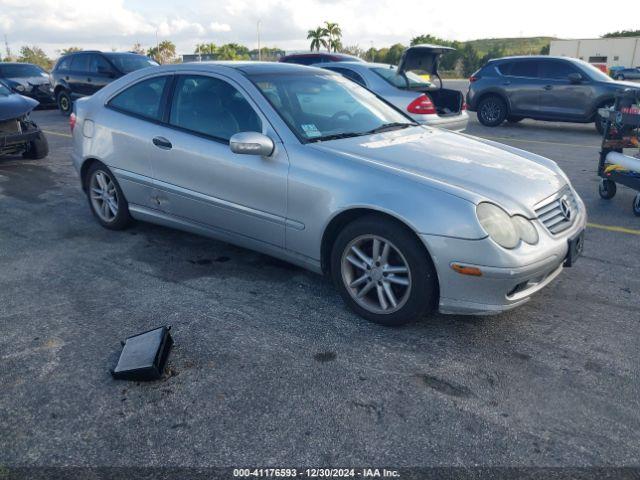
[50,51,158,114]
[466,55,640,133]
[0,81,49,159]
[278,52,364,66]
[0,62,56,107]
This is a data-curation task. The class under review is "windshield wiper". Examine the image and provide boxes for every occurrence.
[307,132,368,143]
[364,122,416,134]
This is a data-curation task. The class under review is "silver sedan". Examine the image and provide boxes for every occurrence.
[71,62,586,326]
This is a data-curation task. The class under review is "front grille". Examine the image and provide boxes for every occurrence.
[534,187,578,235]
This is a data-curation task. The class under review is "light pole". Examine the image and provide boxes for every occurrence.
[257,20,262,61]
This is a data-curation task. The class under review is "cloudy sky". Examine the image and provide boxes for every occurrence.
[0,0,637,57]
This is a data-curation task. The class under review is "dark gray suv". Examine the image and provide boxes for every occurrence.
[466,56,640,133]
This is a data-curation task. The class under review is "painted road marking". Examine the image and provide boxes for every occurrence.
[587,222,640,235]
[43,130,72,138]
[481,135,600,149]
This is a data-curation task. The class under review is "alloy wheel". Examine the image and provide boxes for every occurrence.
[341,234,412,314]
[481,100,501,123]
[90,171,119,222]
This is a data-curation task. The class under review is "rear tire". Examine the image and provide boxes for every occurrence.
[598,178,616,199]
[57,90,72,116]
[22,131,49,160]
[633,194,640,217]
[477,96,508,127]
[330,215,438,326]
[85,162,132,230]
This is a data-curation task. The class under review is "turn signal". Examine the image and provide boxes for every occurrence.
[451,264,483,276]
[69,112,76,133]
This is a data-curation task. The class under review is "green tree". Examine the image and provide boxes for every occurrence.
[539,44,550,55]
[461,43,481,76]
[59,46,82,56]
[603,30,640,38]
[18,45,52,69]
[131,42,146,55]
[386,43,406,65]
[324,21,342,52]
[307,27,327,52]
[195,42,217,54]
[147,40,176,64]
[340,45,365,59]
[480,46,505,66]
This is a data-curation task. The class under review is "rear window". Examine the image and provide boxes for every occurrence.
[500,60,539,78]
[282,56,320,66]
[0,64,47,78]
[371,67,431,89]
[70,54,91,72]
[108,76,168,121]
[104,54,158,73]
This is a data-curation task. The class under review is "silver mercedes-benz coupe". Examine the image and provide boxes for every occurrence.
[71,61,586,326]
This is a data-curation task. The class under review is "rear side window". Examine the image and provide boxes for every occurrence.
[500,60,539,78]
[70,54,91,72]
[108,76,168,121]
[89,55,113,74]
[539,60,579,79]
[169,75,262,142]
[325,67,366,87]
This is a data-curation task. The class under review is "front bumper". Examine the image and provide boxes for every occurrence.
[421,196,587,315]
[0,126,40,154]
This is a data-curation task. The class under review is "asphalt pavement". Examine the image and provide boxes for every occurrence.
[1,102,639,470]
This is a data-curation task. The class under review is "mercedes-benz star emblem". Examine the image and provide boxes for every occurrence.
[560,197,572,221]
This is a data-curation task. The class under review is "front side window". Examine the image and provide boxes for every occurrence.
[539,61,579,80]
[169,75,262,141]
[250,72,414,142]
[108,76,168,121]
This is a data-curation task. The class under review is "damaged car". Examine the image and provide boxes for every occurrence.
[0,81,49,159]
[316,44,468,130]
[0,62,56,107]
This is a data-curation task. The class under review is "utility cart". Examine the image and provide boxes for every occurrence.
[597,88,640,216]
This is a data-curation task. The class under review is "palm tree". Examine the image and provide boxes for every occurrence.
[195,42,217,55]
[307,27,327,52]
[324,22,342,52]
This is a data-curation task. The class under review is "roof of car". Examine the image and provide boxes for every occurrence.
[315,61,394,69]
[0,62,39,66]
[489,55,580,62]
[168,61,325,75]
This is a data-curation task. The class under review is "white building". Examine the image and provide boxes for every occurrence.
[550,37,640,68]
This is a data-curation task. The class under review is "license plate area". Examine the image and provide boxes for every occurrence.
[564,230,585,267]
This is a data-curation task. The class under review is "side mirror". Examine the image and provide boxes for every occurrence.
[229,132,274,157]
[568,73,582,84]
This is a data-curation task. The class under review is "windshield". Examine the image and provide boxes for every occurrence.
[0,64,47,78]
[105,54,158,73]
[250,72,415,143]
[371,66,432,89]
[575,60,613,82]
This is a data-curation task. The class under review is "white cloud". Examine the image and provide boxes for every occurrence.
[0,0,638,58]
[209,22,232,33]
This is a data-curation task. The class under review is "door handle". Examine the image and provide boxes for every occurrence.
[543,85,553,90]
[152,136,172,150]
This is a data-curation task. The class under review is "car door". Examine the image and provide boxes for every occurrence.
[497,59,543,116]
[149,73,288,247]
[67,53,91,98]
[87,54,115,95]
[104,74,172,209]
[538,59,594,119]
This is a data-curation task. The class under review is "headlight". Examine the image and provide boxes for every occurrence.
[512,215,539,245]
[476,203,519,249]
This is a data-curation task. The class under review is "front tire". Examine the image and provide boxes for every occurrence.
[57,90,72,115]
[477,95,508,127]
[330,216,438,326]
[633,194,640,217]
[599,178,617,200]
[22,131,49,160]
[85,163,132,230]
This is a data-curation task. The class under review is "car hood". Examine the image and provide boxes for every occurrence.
[309,127,565,214]
[6,75,51,87]
[0,92,39,121]
[608,79,640,90]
